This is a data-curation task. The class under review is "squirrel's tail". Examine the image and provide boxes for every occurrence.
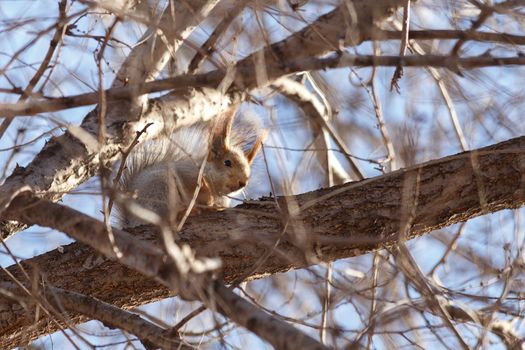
[113,113,263,228]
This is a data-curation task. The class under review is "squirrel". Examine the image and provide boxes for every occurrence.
[115,105,266,228]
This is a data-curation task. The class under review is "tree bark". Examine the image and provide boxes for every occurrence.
[0,0,404,239]
[0,135,523,348]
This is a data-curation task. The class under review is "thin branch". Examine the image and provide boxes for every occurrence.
[320,262,332,345]
[45,287,193,350]
[390,20,469,151]
[168,305,206,335]
[212,283,329,350]
[187,0,250,73]
[351,296,525,349]
[368,54,398,171]
[108,122,153,213]
[272,77,364,180]
[3,53,525,118]
[112,0,221,89]
[450,0,525,55]
[376,29,525,45]
[0,0,68,139]
[390,0,410,91]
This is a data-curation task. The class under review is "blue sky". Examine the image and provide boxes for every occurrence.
[1,0,525,349]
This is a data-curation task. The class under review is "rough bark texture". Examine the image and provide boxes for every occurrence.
[0,0,404,238]
[0,136,523,348]
[0,0,232,239]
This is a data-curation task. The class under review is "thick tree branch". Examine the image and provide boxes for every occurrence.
[1,198,327,349]
[0,135,524,348]
[2,195,328,347]
[0,0,403,239]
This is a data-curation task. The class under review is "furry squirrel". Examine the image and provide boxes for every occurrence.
[116,105,266,228]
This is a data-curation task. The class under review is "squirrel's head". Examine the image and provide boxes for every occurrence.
[205,106,265,196]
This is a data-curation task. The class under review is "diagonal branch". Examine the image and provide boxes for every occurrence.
[40,287,192,349]
[0,0,227,239]
[0,135,524,348]
[272,77,364,180]
[2,198,327,348]
[0,0,404,239]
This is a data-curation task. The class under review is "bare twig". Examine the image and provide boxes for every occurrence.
[368,53,398,171]
[376,29,525,45]
[0,0,68,139]
[450,0,525,55]
[108,122,153,213]
[390,0,410,92]
[187,0,250,73]
[3,53,525,119]
[272,77,364,180]
[46,287,193,350]
[390,20,469,151]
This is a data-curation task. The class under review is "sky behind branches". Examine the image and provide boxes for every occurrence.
[1,0,525,349]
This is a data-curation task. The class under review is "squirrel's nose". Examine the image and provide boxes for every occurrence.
[238,180,246,189]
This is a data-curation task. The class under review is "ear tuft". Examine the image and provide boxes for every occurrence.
[210,103,240,155]
[245,130,268,164]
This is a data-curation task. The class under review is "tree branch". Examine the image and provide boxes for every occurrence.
[1,135,524,348]
[0,0,228,239]
[4,52,525,119]
[377,29,525,45]
[44,287,192,350]
[0,0,404,239]
[2,190,329,347]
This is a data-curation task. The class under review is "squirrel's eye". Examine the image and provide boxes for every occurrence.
[224,159,232,167]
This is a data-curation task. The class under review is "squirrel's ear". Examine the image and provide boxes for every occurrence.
[210,105,237,156]
[245,130,267,165]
